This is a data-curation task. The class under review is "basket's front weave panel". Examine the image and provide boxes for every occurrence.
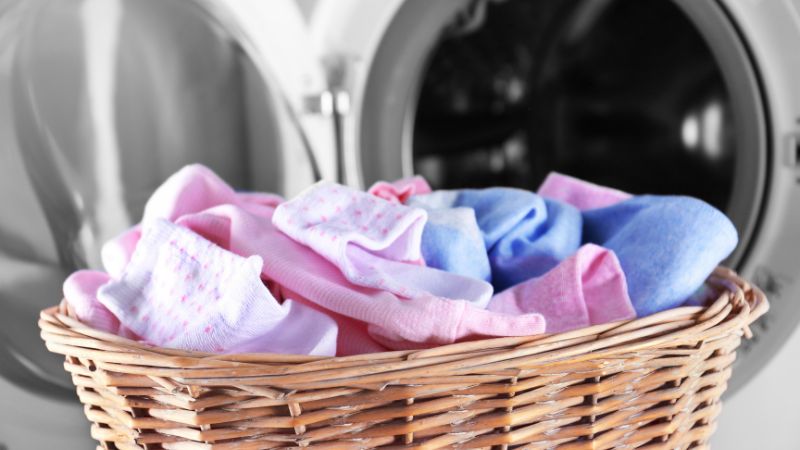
[40,268,766,449]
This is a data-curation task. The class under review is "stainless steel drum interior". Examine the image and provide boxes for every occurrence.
[360,0,768,392]
[0,0,294,398]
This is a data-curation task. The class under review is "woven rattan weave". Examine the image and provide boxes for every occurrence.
[40,266,767,449]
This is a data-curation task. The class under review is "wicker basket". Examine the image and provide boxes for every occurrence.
[40,266,767,450]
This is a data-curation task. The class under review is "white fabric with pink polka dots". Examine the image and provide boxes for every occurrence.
[97,219,338,355]
[273,181,493,306]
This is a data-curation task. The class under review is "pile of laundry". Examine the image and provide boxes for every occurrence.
[64,165,737,356]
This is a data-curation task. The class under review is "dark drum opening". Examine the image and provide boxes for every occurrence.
[413,0,739,212]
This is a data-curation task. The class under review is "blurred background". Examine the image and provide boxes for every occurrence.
[0,0,798,447]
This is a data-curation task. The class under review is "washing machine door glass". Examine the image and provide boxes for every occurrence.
[0,0,322,398]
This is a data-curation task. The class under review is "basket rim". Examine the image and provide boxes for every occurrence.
[39,266,767,390]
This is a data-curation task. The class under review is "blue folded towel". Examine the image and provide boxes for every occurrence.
[582,195,738,316]
[410,188,582,291]
[418,207,492,283]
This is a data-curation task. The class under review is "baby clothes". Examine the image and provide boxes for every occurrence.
[581,195,738,316]
[102,225,142,280]
[368,175,432,204]
[488,244,636,333]
[273,181,493,307]
[140,163,284,225]
[418,207,491,282]
[63,270,137,339]
[538,172,632,211]
[96,219,338,355]
[176,203,545,349]
[409,188,583,291]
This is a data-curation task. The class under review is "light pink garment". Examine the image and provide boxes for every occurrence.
[94,165,634,353]
[175,203,545,349]
[102,225,142,280]
[96,219,338,355]
[538,172,631,211]
[141,163,284,224]
[273,181,493,306]
[368,175,432,204]
[63,270,137,339]
[488,244,636,333]
[101,167,545,350]
[102,224,389,356]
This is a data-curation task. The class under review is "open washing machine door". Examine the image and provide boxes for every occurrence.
[0,0,332,448]
[312,0,800,446]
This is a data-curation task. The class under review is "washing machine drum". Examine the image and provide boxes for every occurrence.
[357,0,791,392]
[0,0,323,398]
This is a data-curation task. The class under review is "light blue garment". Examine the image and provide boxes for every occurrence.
[582,195,738,316]
[417,207,492,283]
[410,188,582,291]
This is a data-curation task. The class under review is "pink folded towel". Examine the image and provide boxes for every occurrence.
[538,172,631,211]
[488,244,636,333]
[96,219,338,355]
[368,175,432,204]
[273,181,493,307]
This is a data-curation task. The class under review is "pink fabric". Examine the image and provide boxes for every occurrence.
[102,225,142,280]
[488,244,636,333]
[538,172,632,211]
[176,203,545,349]
[140,164,283,224]
[63,270,137,339]
[96,219,338,355]
[273,181,493,306]
[101,167,545,350]
[368,175,432,204]
[79,164,635,355]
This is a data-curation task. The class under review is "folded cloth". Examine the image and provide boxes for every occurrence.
[140,164,284,225]
[368,175,432,204]
[179,203,545,349]
[418,207,492,282]
[582,195,738,316]
[538,172,632,211]
[409,188,582,291]
[63,270,137,339]
[96,218,338,355]
[102,165,284,280]
[102,225,142,280]
[488,244,635,333]
[273,181,493,307]
[104,166,545,351]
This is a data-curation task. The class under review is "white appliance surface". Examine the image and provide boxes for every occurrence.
[714,325,800,449]
[0,1,798,449]
[0,378,94,449]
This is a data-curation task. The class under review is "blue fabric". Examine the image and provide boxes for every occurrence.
[582,195,738,316]
[410,188,582,291]
[418,207,492,283]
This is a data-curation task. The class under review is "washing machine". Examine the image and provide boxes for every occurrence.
[308,0,800,448]
[2,0,800,448]
[0,0,335,448]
